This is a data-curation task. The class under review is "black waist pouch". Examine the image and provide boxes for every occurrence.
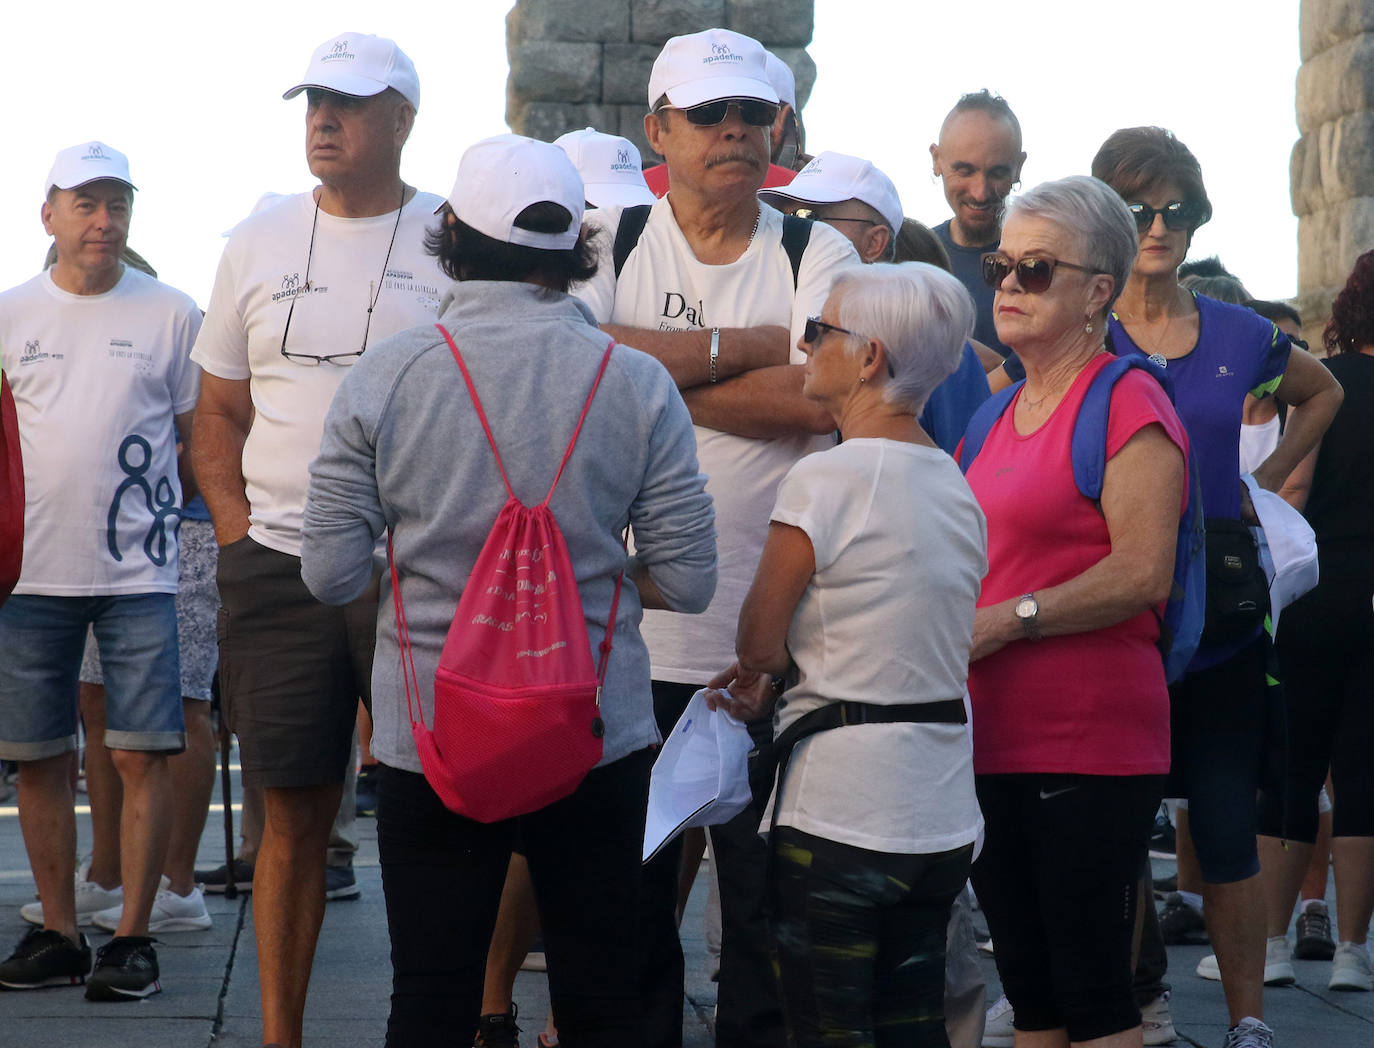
[1202,518,1268,645]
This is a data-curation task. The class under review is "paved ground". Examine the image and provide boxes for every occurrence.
[1,755,1371,1047]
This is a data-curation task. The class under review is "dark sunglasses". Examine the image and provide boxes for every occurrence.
[1128,200,1202,233]
[657,98,779,127]
[803,317,861,344]
[980,252,1108,294]
[803,318,894,376]
[792,207,878,227]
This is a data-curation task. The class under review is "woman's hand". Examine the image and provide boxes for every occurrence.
[704,662,777,723]
[970,601,1016,663]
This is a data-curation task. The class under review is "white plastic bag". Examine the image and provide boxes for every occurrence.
[642,689,753,863]
[1241,473,1319,633]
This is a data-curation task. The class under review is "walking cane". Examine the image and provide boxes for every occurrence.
[213,670,238,901]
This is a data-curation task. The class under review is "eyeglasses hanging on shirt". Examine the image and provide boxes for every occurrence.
[279,183,406,367]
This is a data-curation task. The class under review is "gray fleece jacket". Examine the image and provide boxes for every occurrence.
[301,280,717,774]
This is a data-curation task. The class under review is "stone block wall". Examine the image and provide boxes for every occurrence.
[1292,0,1374,346]
[506,0,816,160]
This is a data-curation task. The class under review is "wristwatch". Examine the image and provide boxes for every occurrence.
[1014,592,1042,641]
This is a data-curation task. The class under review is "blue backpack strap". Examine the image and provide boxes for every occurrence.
[612,204,653,279]
[1069,355,1170,500]
[958,382,1020,474]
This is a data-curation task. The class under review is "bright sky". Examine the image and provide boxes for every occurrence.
[0,0,1302,307]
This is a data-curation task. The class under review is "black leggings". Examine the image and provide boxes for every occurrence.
[772,826,972,1048]
[971,773,1162,1044]
[376,749,653,1047]
[1262,575,1374,840]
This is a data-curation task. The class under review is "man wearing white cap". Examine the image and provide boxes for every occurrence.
[555,127,657,210]
[576,26,858,1048]
[643,46,804,197]
[190,31,450,1046]
[760,150,904,264]
[0,141,202,1001]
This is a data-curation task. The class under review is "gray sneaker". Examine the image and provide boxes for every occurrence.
[1294,900,1335,961]
[325,865,360,901]
[1221,1017,1273,1048]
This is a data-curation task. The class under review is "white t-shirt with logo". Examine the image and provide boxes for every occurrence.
[0,267,202,595]
[191,190,451,556]
[577,198,859,682]
[769,439,986,854]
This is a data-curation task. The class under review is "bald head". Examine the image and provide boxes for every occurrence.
[930,98,1026,248]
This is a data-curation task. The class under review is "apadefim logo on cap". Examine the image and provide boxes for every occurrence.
[83,144,107,162]
[321,38,356,63]
[704,42,742,65]
[610,148,636,173]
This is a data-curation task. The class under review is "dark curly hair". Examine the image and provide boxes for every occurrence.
[1324,249,1374,354]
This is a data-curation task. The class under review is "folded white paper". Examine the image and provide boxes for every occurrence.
[642,689,753,863]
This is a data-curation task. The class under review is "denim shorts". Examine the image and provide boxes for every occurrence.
[80,519,220,701]
[0,593,185,760]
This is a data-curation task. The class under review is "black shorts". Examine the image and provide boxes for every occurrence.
[216,536,376,789]
[971,772,1161,1043]
[1167,636,1268,882]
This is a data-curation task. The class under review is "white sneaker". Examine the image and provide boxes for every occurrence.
[1329,941,1373,992]
[92,882,211,933]
[1140,990,1177,1045]
[19,870,122,927]
[1222,1017,1274,1048]
[982,993,1013,1048]
[1196,937,1294,986]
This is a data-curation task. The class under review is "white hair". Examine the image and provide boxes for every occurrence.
[1004,175,1137,315]
[832,262,974,416]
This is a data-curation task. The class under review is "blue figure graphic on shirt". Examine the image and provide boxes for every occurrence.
[107,433,180,566]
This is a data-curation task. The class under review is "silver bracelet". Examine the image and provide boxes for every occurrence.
[709,327,720,383]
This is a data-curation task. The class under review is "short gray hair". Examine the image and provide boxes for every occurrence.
[832,262,974,416]
[1004,175,1137,316]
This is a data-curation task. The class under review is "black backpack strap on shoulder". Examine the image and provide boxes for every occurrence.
[612,204,653,279]
[780,213,813,289]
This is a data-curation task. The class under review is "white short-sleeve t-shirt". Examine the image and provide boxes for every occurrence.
[0,267,203,595]
[191,190,452,556]
[768,439,987,854]
[577,198,859,682]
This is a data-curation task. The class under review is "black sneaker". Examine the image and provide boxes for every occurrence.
[1158,892,1209,945]
[195,857,255,894]
[325,865,361,901]
[1152,872,1178,897]
[1148,804,1176,859]
[0,927,91,989]
[474,1004,521,1047]
[85,935,160,1001]
[355,764,379,817]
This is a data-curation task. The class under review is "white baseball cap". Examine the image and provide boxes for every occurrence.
[647,28,778,111]
[764,52,796,111]
[553,128,655,210]
[760,151,905,236]
[441,134,584,251]
[283,32,420,111]
[46,141,136,195]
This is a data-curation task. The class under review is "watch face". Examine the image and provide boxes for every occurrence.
[1015,596,1037,618]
